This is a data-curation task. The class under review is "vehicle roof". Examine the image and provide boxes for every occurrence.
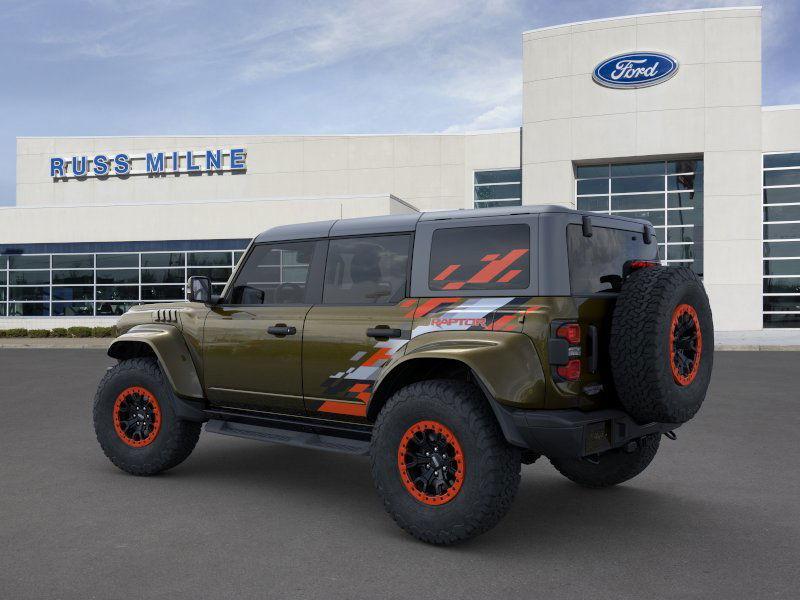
[253,204,649,243]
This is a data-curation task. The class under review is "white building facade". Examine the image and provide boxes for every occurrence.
[3,6,799,331]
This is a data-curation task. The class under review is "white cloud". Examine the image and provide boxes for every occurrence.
[236,0,484,82]
[442,103,521,132]
[437,54,522,132]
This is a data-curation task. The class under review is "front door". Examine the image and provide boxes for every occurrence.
[302,234,415,422]
[203,240,323,414]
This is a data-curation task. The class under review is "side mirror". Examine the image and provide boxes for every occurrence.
[187,276,212,303]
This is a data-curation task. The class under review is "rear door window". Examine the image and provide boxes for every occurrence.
[323,235,410,304]
[429,224,530,291]
[567,224,657,294]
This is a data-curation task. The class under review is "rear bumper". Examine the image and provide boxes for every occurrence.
[495,405,679,458]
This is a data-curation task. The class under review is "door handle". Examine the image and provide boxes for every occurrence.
[366,326,402,339]
[267,323,297,337]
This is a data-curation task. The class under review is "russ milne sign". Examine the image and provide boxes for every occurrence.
[592,52,678,89]
[50,148,246,179]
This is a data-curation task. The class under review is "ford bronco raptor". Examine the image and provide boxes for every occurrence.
[93,206,713,544]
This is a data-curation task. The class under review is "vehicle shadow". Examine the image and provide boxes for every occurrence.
[146,436,790,563]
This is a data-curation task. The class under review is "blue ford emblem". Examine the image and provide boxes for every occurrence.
[593,52,679,89]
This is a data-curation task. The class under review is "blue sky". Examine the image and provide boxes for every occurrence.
[1,0,798,206]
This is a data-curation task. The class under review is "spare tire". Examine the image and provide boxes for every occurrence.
[609,266,713,424]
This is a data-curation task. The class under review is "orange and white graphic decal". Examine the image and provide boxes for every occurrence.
[431,249,529,290]
[313,297,543,416]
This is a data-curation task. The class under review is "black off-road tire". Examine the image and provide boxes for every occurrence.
[550,434,660,488]
[610,266,713,424]
[370,379,521,545]
[93,357,201,476]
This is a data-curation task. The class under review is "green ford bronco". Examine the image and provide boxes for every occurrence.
[93,205,713,544]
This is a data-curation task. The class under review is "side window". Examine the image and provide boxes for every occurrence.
[228,241,316,305]
[323,235,410,304]
[566,224,657,295]
[429,224,530,291]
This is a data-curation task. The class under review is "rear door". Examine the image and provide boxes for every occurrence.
[564,221,659,399]
[203,240,324,414]
[301,234,415,422]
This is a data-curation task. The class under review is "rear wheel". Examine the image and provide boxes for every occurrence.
[93,357,201,476]
[550,434,660,488]
[370,379,520,545]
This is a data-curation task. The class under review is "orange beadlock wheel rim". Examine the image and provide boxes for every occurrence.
[113,386,162,448]
[669,304,703,386]
[397,420,465,506]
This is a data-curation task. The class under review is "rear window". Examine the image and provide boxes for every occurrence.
[429,224,530,291]
[567,224,657,294]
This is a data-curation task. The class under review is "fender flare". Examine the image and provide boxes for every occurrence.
[107,324,205,402]
[369,333,546,447]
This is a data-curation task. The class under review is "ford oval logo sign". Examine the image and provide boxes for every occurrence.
[593,52,679,89]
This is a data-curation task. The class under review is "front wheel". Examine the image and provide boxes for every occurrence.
[93,357,201,476]
[370,380,521,545]
[549,434,660,488]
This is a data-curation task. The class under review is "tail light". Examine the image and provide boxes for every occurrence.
[549,321,582,381]
[557,359,581,381]
[556,323,581,345]
[623,259,660,277]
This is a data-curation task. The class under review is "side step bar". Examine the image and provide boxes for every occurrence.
[205,419,371,456]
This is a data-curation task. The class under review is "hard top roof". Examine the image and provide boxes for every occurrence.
[253,204,649,243]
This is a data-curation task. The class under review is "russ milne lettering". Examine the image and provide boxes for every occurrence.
[49,148,246,179]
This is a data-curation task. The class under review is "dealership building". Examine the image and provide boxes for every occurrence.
[2,5,799,332]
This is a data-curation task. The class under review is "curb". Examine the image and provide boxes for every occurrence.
[715,344,800,352]
[0,339,112,349]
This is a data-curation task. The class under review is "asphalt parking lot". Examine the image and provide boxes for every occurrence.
[1,350,798,599]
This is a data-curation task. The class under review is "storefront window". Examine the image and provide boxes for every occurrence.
[52,302,94,316]
[52,254,93,269]
[188,251,232,266]
[96,254,138,268]
[763,152,800,328]
[0,244,244,318]
[474,169,522,209]
[576,159,703,276]
[141,253,185,268]
[141,268,185,284]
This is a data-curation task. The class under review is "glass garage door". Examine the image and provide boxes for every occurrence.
[575,159,703,276]
[763,153,800,328]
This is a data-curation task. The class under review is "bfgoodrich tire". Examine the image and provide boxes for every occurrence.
[93,357,201,476]
[550,434,660,488]
[610,266,713,424]
[370,380,521,545]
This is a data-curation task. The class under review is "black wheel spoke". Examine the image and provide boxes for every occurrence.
[671,307,700,382]
[422,467,436,487]
[400,426,462,498]
[115,389,159,445]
